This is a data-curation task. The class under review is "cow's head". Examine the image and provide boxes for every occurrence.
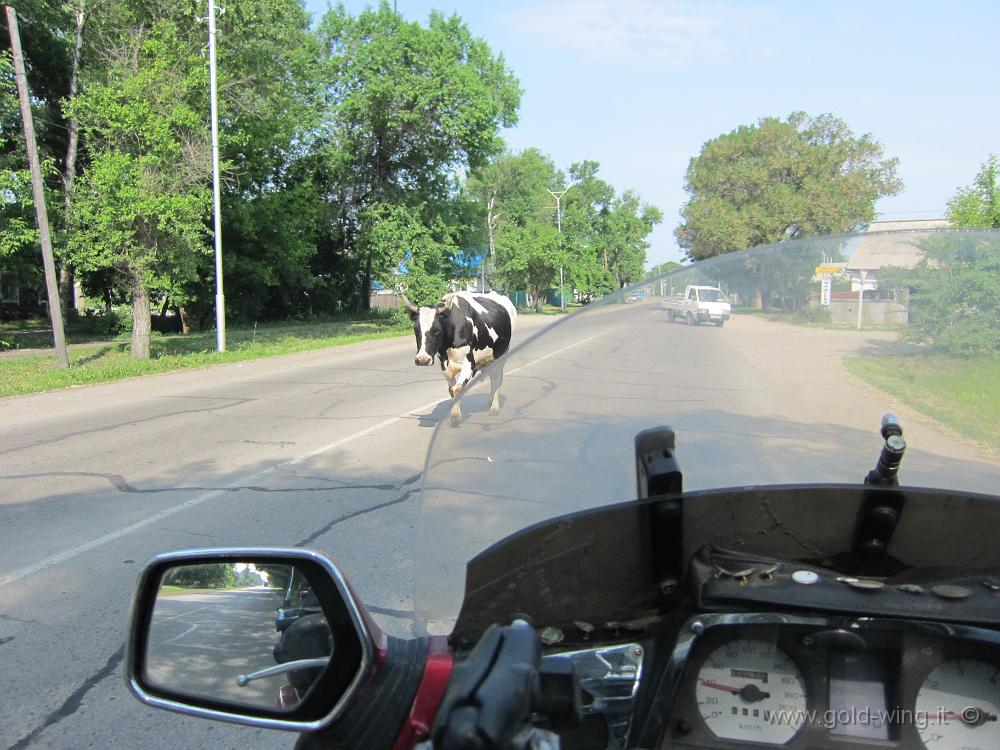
[402,295,446,366]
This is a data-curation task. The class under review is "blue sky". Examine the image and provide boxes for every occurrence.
[303,0,999,265]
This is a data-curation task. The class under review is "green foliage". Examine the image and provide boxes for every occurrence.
[316,2,521,307]
[0,53,46,309]
[947,155,1000,229]
[493,220,561,311]
[890,232,1000,354]
[466,151,660,306]
[647,261,682,279]
[66,10,213,356]
[164,564,237,589]
[212,0,325,321]
[676,112,902,260]
[792,305,832,325]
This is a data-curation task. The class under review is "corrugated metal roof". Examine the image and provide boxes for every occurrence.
[846,219,952,271]
[865,219,951,232]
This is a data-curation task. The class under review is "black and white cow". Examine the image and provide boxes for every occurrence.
[403,291,517,424]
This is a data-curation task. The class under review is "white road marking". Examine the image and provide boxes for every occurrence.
[0,327,611,589]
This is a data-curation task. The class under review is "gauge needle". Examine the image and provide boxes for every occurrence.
[925,709,997,727]
[700,680,771,702]
[700,679,741,694]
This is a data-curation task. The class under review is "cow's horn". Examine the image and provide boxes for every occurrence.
[400,294,420,313]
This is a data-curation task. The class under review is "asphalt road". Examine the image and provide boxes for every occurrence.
[1,305,998,749]
[146,587,289,708]
[0,315,554,750]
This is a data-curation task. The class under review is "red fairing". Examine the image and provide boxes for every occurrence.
[390,636,454,750]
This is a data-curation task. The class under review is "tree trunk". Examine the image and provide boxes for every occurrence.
[130,274,151,359]
[59,0,86,317]
[357,254,372,313]
[485,192,498,291]
[58,265,75,319]
[178,306,191,335]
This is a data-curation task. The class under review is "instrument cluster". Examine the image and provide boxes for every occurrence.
[658,615,1000,750]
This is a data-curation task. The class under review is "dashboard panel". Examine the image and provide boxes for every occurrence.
[657,614,1000,750]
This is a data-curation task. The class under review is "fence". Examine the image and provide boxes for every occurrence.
[826,299,909,326]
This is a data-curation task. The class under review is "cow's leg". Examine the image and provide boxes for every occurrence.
[447,346,474,397]
[489,361,505,416]
[446,371,462,424]
[443,349,471,425]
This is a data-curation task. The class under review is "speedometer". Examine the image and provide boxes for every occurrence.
[915,659,1000,750]
[695,638,807,744]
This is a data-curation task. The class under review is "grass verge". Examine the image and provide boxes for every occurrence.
[0,318,409,398]
[843,353,1000,452]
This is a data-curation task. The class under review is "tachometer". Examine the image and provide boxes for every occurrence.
[915,658,1000,750]
[695,638,807,744]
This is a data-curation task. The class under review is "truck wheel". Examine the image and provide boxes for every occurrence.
[686,312,697,325]
[714,320,725,327]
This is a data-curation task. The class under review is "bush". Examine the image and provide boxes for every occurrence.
[792,305,831,325]
[77,306,133,336]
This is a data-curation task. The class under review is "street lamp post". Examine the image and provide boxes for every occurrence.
[547,184,573,311]
[208,0,226,351]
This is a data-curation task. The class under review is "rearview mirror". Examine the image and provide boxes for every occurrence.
[126,549,376,732]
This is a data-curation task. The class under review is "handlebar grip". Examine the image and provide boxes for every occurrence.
[295,636,428,750]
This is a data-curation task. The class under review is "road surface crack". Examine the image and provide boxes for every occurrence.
[295,473,421,547]
[0,399,252,457]
[2,471,418,497]
[9,645,124,749]
[0,613,39,624]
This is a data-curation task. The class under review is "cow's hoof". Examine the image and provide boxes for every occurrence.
[450,414,461,427]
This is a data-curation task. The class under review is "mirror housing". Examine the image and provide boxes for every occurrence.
[126,548,377,732]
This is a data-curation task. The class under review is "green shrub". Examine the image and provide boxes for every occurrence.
[792,305,831,325]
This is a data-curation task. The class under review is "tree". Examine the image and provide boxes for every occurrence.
[600,191,663,288]
[67,9,213,358]
[647,260,682,279]
[676,112,902,260]
[209,0,326,324]
[164,563,237,589]
[1,2,74,315]
[884,232,1000,354]
[493,221,561,311]
[315,2,520,310]
[947,155,1000,228]
[468,149,562,309]
[0,54,42,310]
[560,160,616,299]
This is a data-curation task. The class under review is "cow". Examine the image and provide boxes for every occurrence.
[402,291,517,424]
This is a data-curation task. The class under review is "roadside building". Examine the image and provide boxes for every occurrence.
[844,218,951,293]
[818,219,952,327]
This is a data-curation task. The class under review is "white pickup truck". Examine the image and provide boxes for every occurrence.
[662,285,732,327]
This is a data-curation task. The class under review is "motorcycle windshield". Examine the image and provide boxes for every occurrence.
[415,230,1000,633]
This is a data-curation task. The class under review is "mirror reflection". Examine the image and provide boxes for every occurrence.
[145,562,333,710]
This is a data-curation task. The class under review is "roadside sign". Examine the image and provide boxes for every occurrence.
[815,264,842,275]
[821,277,832,306]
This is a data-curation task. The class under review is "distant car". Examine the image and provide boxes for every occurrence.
[662,285,731,326]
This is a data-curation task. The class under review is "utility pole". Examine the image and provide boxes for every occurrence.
[208,0,226,351]
[547,184,573,311]
[5,6,69,368]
